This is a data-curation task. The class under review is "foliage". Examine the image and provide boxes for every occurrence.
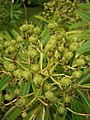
[76,3,90,54]
[0,0,22,31]
[0,0,90,120]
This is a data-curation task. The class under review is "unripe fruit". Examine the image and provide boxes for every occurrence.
[61,77,71,87]
[13,69,23,78]
[23,69,31,79]
[5,94,13,101]
[18,98,26,105]
[63,51,73,60]
[64,95,71,103]
[29,36,37,43]
[4,61,15,72]
[43,82,52,91]
[19,24,29,32]
[14,89,20,95]
[33,74,43,85]
[28,46,38,58]
[21,111,27,118]
[33,27,40,34]
[58,45,65,53]
[69,43,78,51]
[45,91,54,100]
[17,36,23,42]
[85,56,90,62]
[57,106,66,114]
[51,96,58,103]
[72,83,78,89]
[75,58,85,67]
[45,43,55,51]
[11,40,16,45]
[72,71,82,78]
[7,46,15,53]
[31,64,40,72]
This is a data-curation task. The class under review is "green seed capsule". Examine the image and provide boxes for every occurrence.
[72,71,82,78]
[5,94,13,101]
[57,106,66,114]
[75,58,85,67]
[64,95,71,103]
[61,77,71,87]
[33,74,43,85]
[31,64,40,72]
[45,91,54,100]
[22,111,27,118]
[63,51,73,60]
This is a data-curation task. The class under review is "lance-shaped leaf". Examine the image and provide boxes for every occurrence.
[77,90,90,114]
[0,75,11,92]
[76,10,90,23]
[7,107,22,120]
[71,97,85,120]
[34,15,49,23]
[78,3,90,10]
[20,81,31,96]
[1,106,16,120]
[40,27,50,46]
[77,41,90,53]
[78,69,90,84]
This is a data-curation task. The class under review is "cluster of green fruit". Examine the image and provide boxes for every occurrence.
[0,0,90,119]
[0,0,11,30]
[42,0,80,26]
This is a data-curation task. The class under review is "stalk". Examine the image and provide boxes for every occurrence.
[67,107,90,116]
[40,43,43,71]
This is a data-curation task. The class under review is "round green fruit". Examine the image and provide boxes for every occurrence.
[21,111,27,118]
[29,36,37,43]
[43,82,52,91]
[28,46,38,58]
[23,69,31,79]
[61,77,71,87]
[33,74,43,85]
[72,71,82,78]
[75,58,85,67]
[45,91,54,100]
[58,45,65,53]
[57,106,66,114]
[63,51,73,60]
[18,98,26,105]
[5,94,13,101]
[31,64,40,72]
[64,95,71,103]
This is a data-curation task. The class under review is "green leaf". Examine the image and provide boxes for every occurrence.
[32,82,38,93]
[55,112,60,120]
[77,90,90,114]
[49,108,55,120]
[71,98,84,120]
[77,41,90,53]
[7,107,22,120]
[34,15,49,23]
[24,105,37,120]
[44,108,49,120]
[22,81,31,96]
[76,10,90,23]
[10,29,20,39]
[0,75,11,92]
[80,83,90,88]
[1,106,16,120]
[79,69,90,84]
[78,3,90,10]
[37,105,45,120]
[40,27,50,45]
